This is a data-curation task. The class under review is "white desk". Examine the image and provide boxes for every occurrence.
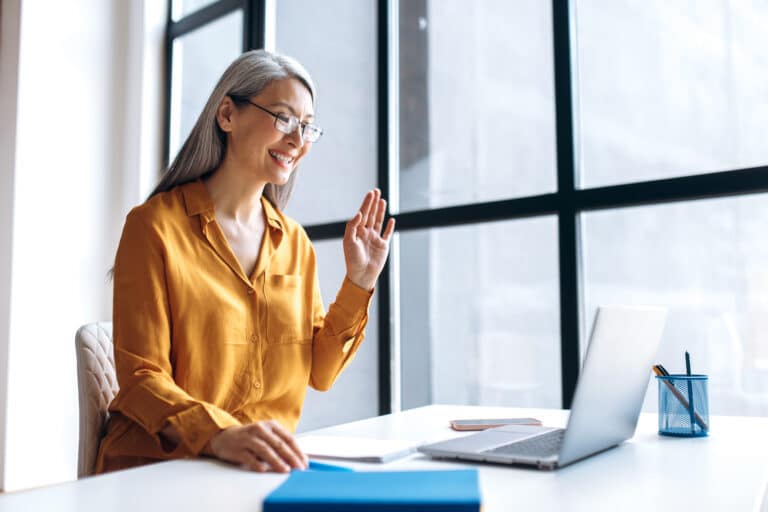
[1,405,767,511]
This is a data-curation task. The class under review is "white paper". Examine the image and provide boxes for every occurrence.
[297,435,419,463]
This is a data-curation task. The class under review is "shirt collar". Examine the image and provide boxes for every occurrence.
[261,195,284,232]
[182,180,215,219]
[182,179,284,232]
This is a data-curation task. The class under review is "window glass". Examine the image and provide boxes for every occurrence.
[172,0,220,21]
[296,238,380,431]
[169,10,242,161]
[399,216,561,409]
[398,0,557,213]
[583,194,768,416]
[577,1,768,187]
[276,0,377,225]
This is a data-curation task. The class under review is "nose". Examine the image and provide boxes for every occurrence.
[285,124,304,147]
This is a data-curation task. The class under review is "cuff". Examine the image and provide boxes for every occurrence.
[334,277,374,323]
[166,403,242,455]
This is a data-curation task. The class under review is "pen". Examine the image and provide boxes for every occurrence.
[685,351,695,433]
[652,365,708,431]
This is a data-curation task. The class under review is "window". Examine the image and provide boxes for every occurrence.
[583,195,768,416]
[397,0,561,410]
[297,238,380,431]
[399,0,556,212]
[399,217,561,410]
[172,0,220,21]
[275,0,378,225]
[167,1,768,418]
[577,1,768,187]
[169,10,243,159]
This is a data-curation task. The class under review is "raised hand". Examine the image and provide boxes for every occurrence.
[343,189,396,291]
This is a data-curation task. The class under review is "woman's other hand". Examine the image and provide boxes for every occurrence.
[343,189,396,290]
[207,420,308,473]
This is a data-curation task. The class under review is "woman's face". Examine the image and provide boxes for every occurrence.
[224,77,315,186]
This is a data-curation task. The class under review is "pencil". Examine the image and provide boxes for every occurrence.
[652,365,709,431]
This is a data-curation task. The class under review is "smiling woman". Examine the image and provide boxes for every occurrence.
[96,50,395,475]
[155,50,316,210]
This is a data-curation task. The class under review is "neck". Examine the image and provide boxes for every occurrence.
[204,157,266,225]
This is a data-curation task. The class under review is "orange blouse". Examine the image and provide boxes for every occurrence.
[95,180,372,473]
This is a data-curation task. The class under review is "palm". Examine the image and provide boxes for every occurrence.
[343,189,396,291]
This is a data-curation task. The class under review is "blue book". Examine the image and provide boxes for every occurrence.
[263,469,481,511]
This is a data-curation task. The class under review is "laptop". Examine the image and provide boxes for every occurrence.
[418,306,667,470]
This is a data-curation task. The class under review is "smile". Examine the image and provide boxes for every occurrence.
[269,150,294,165]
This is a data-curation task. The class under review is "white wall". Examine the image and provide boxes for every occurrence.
[0,0,23,493]
[0,0,165,491]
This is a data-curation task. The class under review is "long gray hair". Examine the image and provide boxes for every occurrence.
[107,50,315,280]
[151,49,316,210]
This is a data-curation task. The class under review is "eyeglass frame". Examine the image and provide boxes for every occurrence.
[229,95,323,143]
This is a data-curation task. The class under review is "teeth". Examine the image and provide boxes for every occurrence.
[269,151,293,164]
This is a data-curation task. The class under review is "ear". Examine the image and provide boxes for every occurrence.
[216,96,237,133]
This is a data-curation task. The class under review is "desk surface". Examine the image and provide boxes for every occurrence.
[1,405,767,511]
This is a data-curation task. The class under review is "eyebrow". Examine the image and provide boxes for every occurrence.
[268,101,315,120]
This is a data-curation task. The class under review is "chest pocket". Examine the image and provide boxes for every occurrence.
[265,274,312,344]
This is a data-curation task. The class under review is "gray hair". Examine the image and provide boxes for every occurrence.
[150,49,316,210]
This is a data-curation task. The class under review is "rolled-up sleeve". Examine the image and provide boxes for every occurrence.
[309,261,373,391]
[110,209,241,455]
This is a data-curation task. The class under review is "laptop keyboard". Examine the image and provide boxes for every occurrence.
[484,429,565,458]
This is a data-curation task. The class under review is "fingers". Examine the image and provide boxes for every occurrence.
[211,422,307,474]
[365,189,380,229]
[256,422,307,470]
[211,428,271,472]
[373,197,386,234]
[238,448,270,473]
[354,189,395,237]
[382,217,396,241]
[246,437,290,473]
[247,422,305,472]
[358,190,375,230]
[345,211,362,242]
[269,421,309,466]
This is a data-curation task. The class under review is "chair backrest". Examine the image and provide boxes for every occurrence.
[75,322,118,478]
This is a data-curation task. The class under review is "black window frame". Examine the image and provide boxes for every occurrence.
[166,0,768,413]
[164,0,265,165]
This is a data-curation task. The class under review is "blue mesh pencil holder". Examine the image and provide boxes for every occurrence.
[656,375,709,437]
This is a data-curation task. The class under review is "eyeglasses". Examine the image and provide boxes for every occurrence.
[234,97,323,143]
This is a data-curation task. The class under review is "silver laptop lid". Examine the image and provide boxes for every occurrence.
[558,306,666,467]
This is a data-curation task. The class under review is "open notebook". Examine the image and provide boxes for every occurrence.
[297,435,419,464]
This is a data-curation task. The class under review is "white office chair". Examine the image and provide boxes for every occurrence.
[74,322,118,478]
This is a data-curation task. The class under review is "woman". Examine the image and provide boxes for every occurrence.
[95,49,394,474]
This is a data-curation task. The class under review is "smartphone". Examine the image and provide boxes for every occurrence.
[449,418,542,431]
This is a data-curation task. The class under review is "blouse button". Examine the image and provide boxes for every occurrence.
[247,288,254,295]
